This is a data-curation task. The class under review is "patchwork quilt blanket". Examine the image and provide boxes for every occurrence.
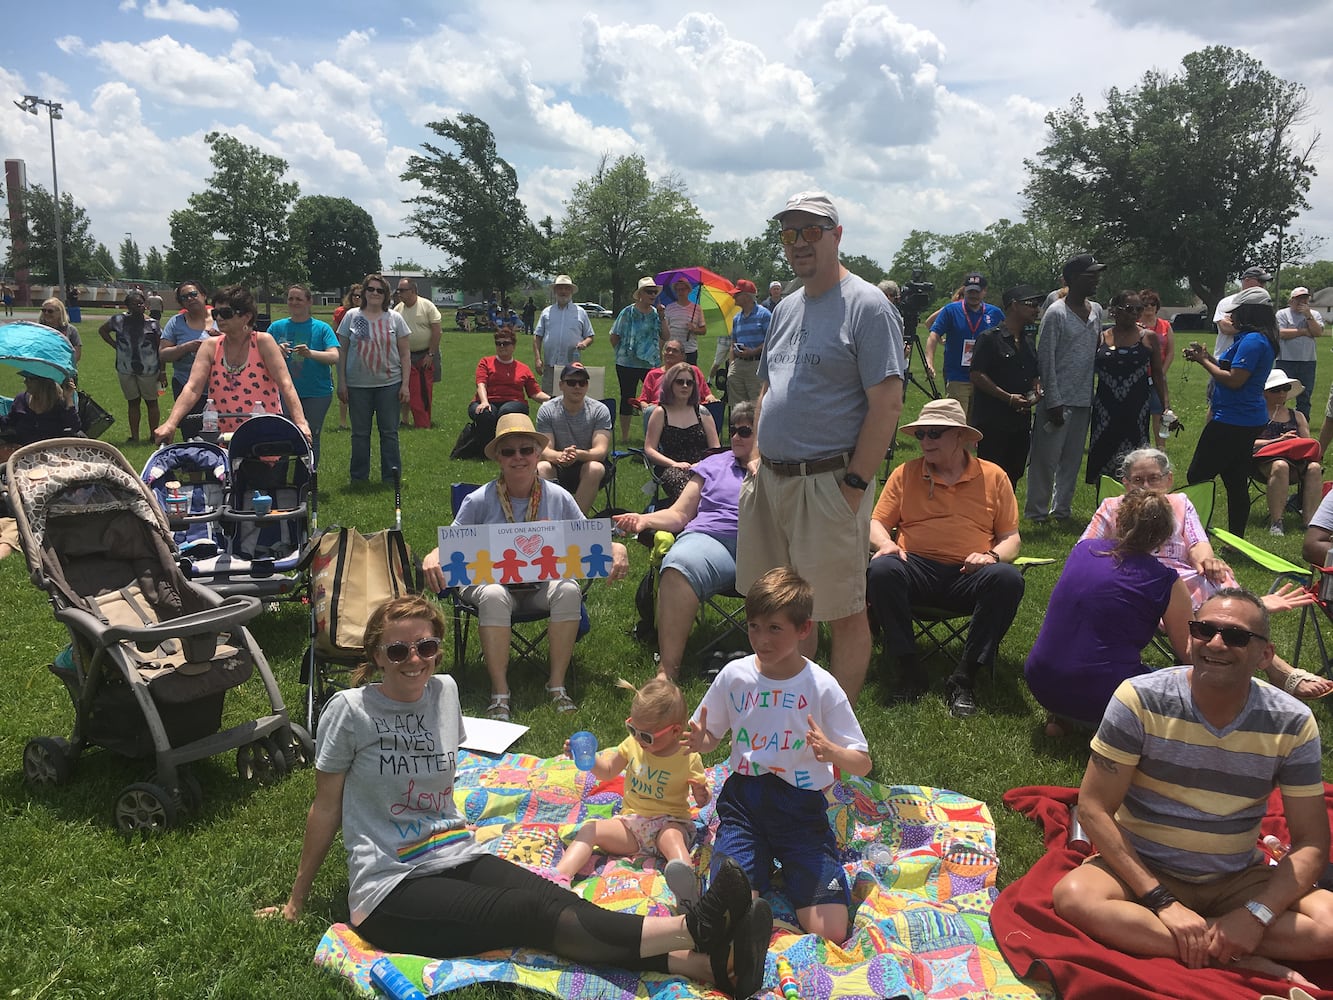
[314,750,1054,1000]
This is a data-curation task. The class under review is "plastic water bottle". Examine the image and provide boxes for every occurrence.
[251,399,266,417]
[862,842,893,867]
[1263,834,1290,862]
[369,957,427,1000]
[201,398,219,434]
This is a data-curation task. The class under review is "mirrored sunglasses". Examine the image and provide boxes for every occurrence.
[378,637,442,662]
[778,224,836,246]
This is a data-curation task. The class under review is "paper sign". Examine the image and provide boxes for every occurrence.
[460,716,529,755]
[436,518,615,587]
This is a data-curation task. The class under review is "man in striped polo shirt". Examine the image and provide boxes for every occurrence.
[1052,588,1333,978]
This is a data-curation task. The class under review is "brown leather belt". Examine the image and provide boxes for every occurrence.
[760,454,848,477]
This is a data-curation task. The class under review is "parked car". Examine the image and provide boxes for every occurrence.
[578,302,613,318]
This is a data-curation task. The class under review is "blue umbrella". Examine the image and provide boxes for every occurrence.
[0,321,77,382]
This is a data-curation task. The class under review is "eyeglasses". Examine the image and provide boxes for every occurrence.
[377,637,442,663]
[730,425,754,438]
[1188,620,1268,647]
[364,286,387,295]
[673,378,694,387]
[1116,304,1144,313]
[1264,385,1293,394]
[778,224,837,246]
[913,428,949,440]
[562,378,589,387]
[212,305,236,321]
[497,444,537,458]
[181,290,201,300]
[663,347,684,355]
[625,717,679,748]
[494,340,516,347]
[1020,298,1043,308]
[1126,473,1166,487]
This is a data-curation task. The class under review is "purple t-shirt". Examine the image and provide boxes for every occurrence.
[1024,537,1177,727]
[684,450,744,540]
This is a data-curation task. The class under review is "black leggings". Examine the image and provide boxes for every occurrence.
[1186,419,1263,535]
[616,365,651,416]
[354,854,670,971]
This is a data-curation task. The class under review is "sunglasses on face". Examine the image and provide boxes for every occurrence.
[1020,298,1042,308]
[1116,304,1144,313]
[40,307,59,314]
[673,377,694,387]
[181,290,201,300]
[364,286,387,295]
[494,340,516,347]
[778,224,836,246]
[562,378,589,387]
[625,717,678,747]
[1188,620,1268,647]
[497,444,537,458]
[378,637,442,663]
[730,425,754,438]
[212,305,236,321]
[1265,385,1293,394]
[914,428,948,440]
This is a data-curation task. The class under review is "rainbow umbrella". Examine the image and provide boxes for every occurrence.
[654,267,741,335]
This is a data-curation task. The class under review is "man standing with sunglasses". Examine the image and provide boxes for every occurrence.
[969,284,1044,487]
[536,362,613,514]
[866,399,1024,717]
[736,191,904,706]
[1053,588,1333,979]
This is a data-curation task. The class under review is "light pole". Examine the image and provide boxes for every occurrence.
[14,94,65,301]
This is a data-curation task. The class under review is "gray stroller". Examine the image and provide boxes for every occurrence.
[5,437,312,833]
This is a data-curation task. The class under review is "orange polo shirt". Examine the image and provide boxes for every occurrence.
[872,454,1018,564]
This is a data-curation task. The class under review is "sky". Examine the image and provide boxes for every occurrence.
[2,0,1332,290]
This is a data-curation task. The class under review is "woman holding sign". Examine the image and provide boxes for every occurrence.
[423,413,627,722]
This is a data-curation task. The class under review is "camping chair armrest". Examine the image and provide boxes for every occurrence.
[224,502,308,523]
[69,595,263,653]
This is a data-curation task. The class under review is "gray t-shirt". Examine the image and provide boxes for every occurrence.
[315,675,482,924]
[756,272,904,462]
[1276,306,1323,364]
[536,397,613,450]
[454,478,584,524]
[1036,297,1104,410]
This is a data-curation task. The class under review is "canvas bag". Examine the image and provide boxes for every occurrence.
[308,526,421,657]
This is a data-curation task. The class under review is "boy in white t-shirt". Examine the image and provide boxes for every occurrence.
[685,567,871,941]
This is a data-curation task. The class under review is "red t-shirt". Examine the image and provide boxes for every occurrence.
[475,356,541,404]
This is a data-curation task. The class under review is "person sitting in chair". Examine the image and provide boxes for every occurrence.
[469,325,549,449]
[536,363,613,515]
[637,340,715,415]
[612,402,755,681]
[866,397,1024,718]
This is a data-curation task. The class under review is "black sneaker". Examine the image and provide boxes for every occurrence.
[684,857,752,973]
[945,677,977,718]
[727,897,773,999]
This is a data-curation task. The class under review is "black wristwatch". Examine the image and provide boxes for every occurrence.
[843,471,870,491]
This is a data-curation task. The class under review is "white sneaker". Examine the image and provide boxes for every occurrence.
[1270,523,1285,536]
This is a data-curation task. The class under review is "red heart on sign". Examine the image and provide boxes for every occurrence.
[514,533,544,557]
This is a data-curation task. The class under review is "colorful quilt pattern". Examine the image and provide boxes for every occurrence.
[314,750,1052,1000]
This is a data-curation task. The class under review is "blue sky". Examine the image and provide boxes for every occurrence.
[2,0,1331,287]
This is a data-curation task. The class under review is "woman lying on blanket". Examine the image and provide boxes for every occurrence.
[555,677,709,905]
[1082,447,1332,700]
[258,595,771,999]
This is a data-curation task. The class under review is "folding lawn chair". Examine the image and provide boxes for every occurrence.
[445,483,591,672]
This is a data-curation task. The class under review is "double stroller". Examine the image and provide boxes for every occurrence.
[141,414,314,603]
[7,437,311,833]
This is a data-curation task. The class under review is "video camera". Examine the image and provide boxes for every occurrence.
[899,269,935,315]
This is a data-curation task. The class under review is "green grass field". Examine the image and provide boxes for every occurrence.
[1,309,1329,998]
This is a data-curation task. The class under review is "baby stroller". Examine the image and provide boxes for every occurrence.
[7,437,312,833]
[174,414,314,603]
[140,438,231,562]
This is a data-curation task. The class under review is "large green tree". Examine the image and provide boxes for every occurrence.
[144,246,167,283]
[90,242,116,282]
[118,236,142,279]
[557,154,711,310]
[188,131,303,300]
[164,208,218,287]
[704,220,788,289]
[14,184,99,284]
[1024,45,1318,316]
[289,195,381,291]
[401,114,539,297]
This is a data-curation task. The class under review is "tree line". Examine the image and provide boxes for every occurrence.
[2,45,1321,315]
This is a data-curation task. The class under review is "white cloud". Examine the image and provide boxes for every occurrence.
[119,0,137,9]
[55,35,84,55]
[139,0,239,31]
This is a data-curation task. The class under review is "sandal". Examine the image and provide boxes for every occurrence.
[545,685,577,713]
[486,693,511,722]
[1281,668,1333,700]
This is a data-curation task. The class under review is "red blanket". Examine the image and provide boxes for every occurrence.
[991,785,1333,1000]
[1254,437,1323,463]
